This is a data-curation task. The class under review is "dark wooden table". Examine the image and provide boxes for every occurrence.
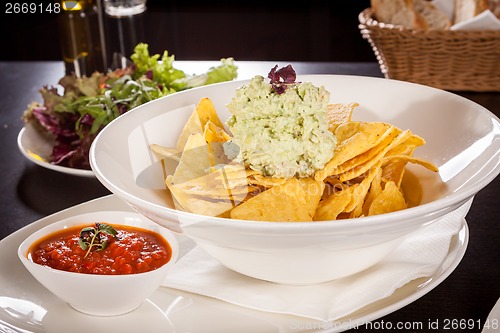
[1,61,498,332]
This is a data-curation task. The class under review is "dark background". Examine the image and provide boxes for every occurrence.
[1,0,376,63]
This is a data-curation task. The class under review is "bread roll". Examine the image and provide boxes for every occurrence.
[414,0,452,30]
[371,0,426,29]
[488,0,500,18]
[454,0,490,23]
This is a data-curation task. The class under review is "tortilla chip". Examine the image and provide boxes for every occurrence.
[336,128,412,182]
[315,122,392,181]
[204,120,231,143]
[249,174,288,187]
[368,181,407,216]
[150,144,181,162]
[314,184,359,221]
[386,134,425,156]
[381,154,438,189]
[152,96,439,222]
[173,164,247,190]
[400,169,423,208]
[382,154,438,172]
[176,108,204,152]
[344,163,383,218]
[362,167,383,216]
[230,178,312,222]
[171,133,211,185]
[196,97,225,129]
[297,177,325,218]
[328,126,402,178]
[176,98,225,151]
[166,175,235,216]
[204,120,232,167]
[327,102,358,132]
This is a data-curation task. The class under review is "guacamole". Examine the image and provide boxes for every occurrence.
[225,74,336,178]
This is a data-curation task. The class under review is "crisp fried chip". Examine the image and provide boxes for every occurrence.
[362,167,383,216]
[166,175,235,216]
[249,174,288,187]
[381,158,407,188]
[336,129,412,182]
[153,96,439,222]
[204,120,232,167]
[196,97,225,129]
[167,160,262,214]
[345,163,383,218]
[204,120,231,143]
[314,184,359,221]
[315,122,392,181]
[386,134,425,156]
[176,98,225,151]
[173,164,250,193]
[230,178,312,222]
[400,169,423,208]
[150,144,181,162]
[297,177,325,218]
[381,154,438,188]
[176,108,203,152]
[382,154,438,172]
[327,102,358,132]
[327,126,402,178]
[368,181,407,216]
[182,186,256,199]
[213,167,259,188]
[171,133,211,185]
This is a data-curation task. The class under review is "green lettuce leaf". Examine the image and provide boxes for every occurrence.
[131,43,238,91]
[130,43,186,89]
[170,57,238,90]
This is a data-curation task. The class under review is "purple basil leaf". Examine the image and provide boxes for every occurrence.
[267,64,297,94]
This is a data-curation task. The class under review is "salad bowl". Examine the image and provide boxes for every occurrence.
[89,74,500,285]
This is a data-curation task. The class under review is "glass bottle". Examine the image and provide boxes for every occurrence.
[58,0,107,77]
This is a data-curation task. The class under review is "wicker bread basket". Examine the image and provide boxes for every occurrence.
[358,8,500,92]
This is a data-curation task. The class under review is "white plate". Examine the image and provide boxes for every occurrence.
[0,195,468,333]
[17,124,95,177]
[482,297,500,332]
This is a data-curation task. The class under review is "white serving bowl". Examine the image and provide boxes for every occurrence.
[89,75,500,285]
[18,211,179,316]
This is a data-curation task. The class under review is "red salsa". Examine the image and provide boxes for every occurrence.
[28,223,172,275]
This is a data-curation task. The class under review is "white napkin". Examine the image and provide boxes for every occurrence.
[162,200,471,322]
[451,10,500,31]
[432,0,500,30]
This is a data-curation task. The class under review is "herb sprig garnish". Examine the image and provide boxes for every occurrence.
[268,64,297,94]
[78,223,118,259]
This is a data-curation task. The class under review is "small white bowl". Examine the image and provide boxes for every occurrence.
[90,75,500,285]
[18,211,179,316]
